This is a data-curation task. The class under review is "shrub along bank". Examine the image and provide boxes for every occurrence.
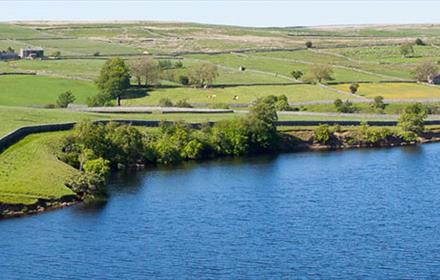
[59,97,279,199]
[60,101,430,201]
[1,101,432,218]
[312,103,429,147]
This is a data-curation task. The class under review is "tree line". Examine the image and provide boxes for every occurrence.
[60,96,280,199]
[87,57,219,106]
[314,103,428,145]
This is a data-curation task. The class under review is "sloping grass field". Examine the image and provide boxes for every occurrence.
[0,106,236,137]
[0,132,77,204]
[185,53,385,82]
[122,84,353,106]
[0,75,97,106]
[0,59,106,80]
[333,83,440,99]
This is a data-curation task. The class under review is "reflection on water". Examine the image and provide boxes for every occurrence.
[72,200,108,216]
[401,144,424,154]
[2,144,440,279]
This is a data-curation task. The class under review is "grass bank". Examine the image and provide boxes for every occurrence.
[122,84,351,106]
[0,75,97,106]
[332,83,440,99]
[0,132,77,205]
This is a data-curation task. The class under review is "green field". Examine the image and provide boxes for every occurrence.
[333,83,440,99]
[0,106,238,137]
[1,105,410,139]
[325,45,440,64]
[2,22,440,113]
[0,59,106,80]
[123,84,353,106]
[0,132,77,204]
[184,53,385,82]
[302,102,421,114]
[4,21,440,206]
[0,75,97,106]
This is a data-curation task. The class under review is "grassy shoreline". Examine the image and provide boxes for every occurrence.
[2,122,440,218]
[0,132,77,206]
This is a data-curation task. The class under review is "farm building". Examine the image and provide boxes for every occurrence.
[428,75,440,85]
[19,48,44,59]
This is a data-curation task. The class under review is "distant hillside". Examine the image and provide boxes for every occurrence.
[2,21,440,55]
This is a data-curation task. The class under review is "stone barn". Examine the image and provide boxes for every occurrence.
[428,74,440,85]
[19,48,44,59]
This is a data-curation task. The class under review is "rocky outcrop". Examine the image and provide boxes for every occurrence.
[0,194,78,219]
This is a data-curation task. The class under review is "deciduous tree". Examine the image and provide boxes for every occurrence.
[291,70,303,80]
[129,57,160,87]
[57,90,76,108]
[398,103,427,136]
[305,64,334,83]
[400,43,415,58]
[188,63,218,87]
[95,57,131,106]
[349,83,359,94]
[412,61,438,82]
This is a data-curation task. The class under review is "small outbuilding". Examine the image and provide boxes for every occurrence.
[428,74,440,85]
[19,48,44,59]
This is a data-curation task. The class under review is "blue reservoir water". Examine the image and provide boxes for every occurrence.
[1,144,440,279]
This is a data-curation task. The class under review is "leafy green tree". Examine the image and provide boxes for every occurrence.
[154,137,181,164]
[56,90,76,108]
[211,119,250,156]
[182,139,204,159]
[314,124,332,144]
[305,41,313,48]
[246,96,279,151]
[400,43,415,58]
[188,63,219,87]
[72,121,113,160]
[66,172,107,200]
[412,61,438,82]
[334,98,357,113]
[249,96,278,124]
[274,95,291,111]
[305,64,334,83]
[83,158,110,178]
[398,103,427,135]
[246,117,278,153]
[129,57,160,87]
[291,70,303,80]
[371,96,387,111]
[107,124,146,166]
[354,122,393,145]
[349,83,359,94]
[95,57,131,106]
